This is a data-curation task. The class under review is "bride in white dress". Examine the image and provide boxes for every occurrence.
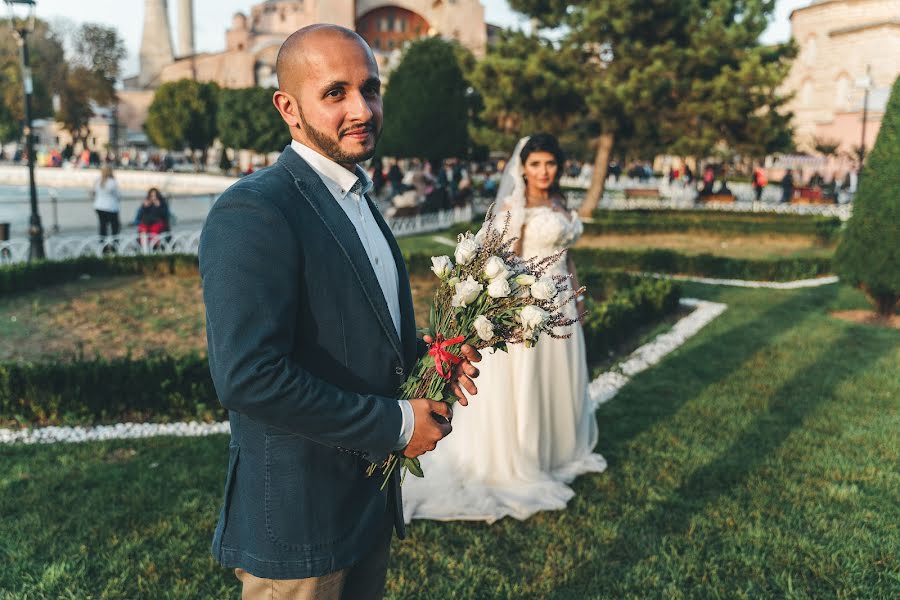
[403,134,606,523]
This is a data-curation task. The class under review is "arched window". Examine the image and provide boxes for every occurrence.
[804,35,817,66]
[802,79,814,108]
[835,74,851,110]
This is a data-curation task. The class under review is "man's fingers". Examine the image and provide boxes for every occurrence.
[460,344,482,363]
[456,374,477,396]
[449,384,469,406]
[461,362,479,378]
[430,401,451,419]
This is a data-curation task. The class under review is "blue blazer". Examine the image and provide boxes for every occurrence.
[200,146,421,579]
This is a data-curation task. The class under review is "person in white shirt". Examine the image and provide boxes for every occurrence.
[92,165,121,237]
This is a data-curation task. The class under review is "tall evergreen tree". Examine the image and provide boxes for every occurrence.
[503,0,795,215]
[835,76,899,316]
[379,37,469,162]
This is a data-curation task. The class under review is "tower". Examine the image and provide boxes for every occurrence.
[177,0,195,57]
[139,0,175,89]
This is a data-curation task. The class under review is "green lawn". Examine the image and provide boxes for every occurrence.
[2,282,897,598]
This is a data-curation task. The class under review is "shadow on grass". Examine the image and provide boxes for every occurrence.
[556,323,893,597]
[599,284,839,462]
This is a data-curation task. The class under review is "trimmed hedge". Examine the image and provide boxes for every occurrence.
[571,247,832,281]
[0,266,680,427]
[0,254,200,296]
[0,352,220,427]
[585,210,842,243]
[582,274,681,360]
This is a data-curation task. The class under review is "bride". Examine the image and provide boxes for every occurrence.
[403,133,606,523]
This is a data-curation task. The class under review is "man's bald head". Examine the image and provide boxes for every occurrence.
[276,24,375,90]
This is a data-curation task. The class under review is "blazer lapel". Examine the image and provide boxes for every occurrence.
[365,194,419,371]
[277,149,404,364]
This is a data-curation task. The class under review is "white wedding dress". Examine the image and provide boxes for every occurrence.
[402,139,607,524]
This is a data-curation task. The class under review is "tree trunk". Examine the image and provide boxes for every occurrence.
[578,132,615,218]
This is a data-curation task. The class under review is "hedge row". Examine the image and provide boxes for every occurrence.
[584,210,843,242]
[582,275,681,360]
[0,269,679,427]
[0,254,200,296]
[570,247,832,281]
[0,352,221,427]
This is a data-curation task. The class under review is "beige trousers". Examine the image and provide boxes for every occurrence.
[235,511,394,600]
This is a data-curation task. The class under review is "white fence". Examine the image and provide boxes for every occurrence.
[0,205,473,265]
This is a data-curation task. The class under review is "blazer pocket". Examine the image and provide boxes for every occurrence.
[264,433,365,550]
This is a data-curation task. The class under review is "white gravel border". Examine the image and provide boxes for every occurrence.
[2,298,727,446]
[649,273,839,289]
[588,298,727,407]
[0,420,230,446]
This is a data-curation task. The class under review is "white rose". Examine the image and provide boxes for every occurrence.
[473,315,494,341]
[530,277,558,301]
[454,235,478,266]
[483,256,511,281]
[430,256,453,279]
[487,277,511,298]
[514,273,536,286]
[517,305,548,331]
[451,276,483,308]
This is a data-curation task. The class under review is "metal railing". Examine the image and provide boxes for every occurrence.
[0,205,475,265]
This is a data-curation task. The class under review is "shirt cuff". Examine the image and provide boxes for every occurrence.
[394,399,415,451]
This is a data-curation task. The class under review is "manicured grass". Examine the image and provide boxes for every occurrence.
[576,232,834,261]
[2,282,897,598]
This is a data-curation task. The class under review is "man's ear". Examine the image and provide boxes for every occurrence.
[273,90,301,129]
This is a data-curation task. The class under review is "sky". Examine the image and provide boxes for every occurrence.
[24,0,810,77]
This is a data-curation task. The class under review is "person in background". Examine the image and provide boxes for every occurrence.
[92,165,121,238]
[370,157,386,198]
[387,160,403,198]
[134,187,170,250]
[781,169,794,204]
[751,164,767,202]
[699,164,715,197]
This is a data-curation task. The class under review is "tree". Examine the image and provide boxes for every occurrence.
[468,30,584,153]
[53,23,126,148]
[145,79,219,168]
[379,37,469,163]
[835,76,899,316]
[504,1,795,216]
[813,135,841,158]
[0,18,67,138]
[217,87,285,156]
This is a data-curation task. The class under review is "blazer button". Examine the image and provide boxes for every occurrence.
[395,366,404,376]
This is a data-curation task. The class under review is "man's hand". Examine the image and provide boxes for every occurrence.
[422,335,482,406]
[402,399,452,458]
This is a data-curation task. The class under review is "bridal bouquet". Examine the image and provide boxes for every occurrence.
[367,209,585,487]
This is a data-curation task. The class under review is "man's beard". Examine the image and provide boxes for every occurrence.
[299,114,381,164]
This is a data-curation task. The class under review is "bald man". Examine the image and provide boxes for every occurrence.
[200,25,480,599]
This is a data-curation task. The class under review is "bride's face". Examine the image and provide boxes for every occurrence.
[523,151,558,193]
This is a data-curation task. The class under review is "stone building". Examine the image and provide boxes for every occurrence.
[109,0,489,153]
[782,0,899,156]
[144,0,487,89]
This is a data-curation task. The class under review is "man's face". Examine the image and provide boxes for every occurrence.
[289,36,383,166]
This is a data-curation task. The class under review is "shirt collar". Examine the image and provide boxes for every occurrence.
[290,139,374,200]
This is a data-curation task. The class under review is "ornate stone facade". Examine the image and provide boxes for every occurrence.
[782,0,900,154]
[149,0,486,89]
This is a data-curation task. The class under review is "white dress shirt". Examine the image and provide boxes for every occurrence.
[93,177,120,213]
[290,140,415,450]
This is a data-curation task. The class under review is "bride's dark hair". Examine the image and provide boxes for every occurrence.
[520,132,566,204]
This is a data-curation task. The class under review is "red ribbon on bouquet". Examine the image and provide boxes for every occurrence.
[428,334,466,380]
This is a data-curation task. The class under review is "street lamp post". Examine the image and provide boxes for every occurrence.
[856,64,873,166]
[5,0,45,261]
